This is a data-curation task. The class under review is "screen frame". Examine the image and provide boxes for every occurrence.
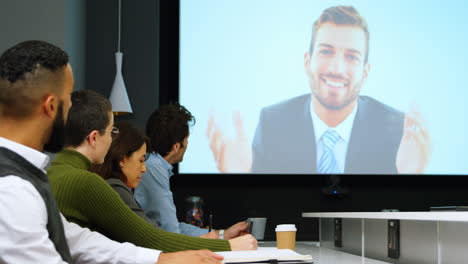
[159,0,468,193]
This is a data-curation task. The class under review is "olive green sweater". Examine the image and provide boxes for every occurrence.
[48,149,230,252]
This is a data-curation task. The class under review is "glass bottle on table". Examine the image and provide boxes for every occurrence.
[185,196,204,227]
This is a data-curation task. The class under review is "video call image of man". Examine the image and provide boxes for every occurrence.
[207,6,432,175]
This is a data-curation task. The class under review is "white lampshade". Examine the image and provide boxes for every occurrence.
[109,52,133,114]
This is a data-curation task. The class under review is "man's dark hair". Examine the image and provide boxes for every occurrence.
[0,40,69,118]
[90,121,148,185]
[146,103,195,156]
[309,6,370,63]
[64,90,112,147]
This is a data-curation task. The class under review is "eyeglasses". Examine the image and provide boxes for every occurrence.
[100,127,120,139]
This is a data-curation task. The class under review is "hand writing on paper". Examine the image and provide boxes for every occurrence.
[228,234,258,251]
[396,107,432,174]
[158,250,223,264]
[206,111,252,173]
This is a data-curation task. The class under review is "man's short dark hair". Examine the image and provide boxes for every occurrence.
[309,6,370,63]
[64,90,112,147]
[0,40,69,118]
[146,103,195,156]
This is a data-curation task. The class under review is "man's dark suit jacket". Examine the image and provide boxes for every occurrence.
[251,94,404,174]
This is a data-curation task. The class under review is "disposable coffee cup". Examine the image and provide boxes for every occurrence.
[247,217,267,240]
[275,224,297,250]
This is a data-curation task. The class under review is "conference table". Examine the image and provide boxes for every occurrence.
[259,241,389,264]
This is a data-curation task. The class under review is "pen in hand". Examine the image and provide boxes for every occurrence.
[209,214,213,232]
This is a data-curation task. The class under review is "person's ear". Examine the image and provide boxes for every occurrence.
[42,94,58,119]
[362,63,371,81]
[173,142,181,153]
[87,130,100,147]
[304,52,312,74]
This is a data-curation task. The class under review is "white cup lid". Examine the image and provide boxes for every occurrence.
[275,224,297,232]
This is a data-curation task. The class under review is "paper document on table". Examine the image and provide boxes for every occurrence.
[216,248,313,263]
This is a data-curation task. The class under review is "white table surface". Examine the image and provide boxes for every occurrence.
[302,212,468,222]
[259,241,390,264]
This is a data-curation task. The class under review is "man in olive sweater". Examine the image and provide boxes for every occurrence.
[48,90,257,253]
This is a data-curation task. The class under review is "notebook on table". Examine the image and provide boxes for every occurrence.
[215,248,313,263]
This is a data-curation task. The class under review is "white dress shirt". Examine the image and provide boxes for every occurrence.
[309,101,358,173]
[0,137,161,264]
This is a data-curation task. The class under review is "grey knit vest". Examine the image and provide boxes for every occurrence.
[0,147,72,262]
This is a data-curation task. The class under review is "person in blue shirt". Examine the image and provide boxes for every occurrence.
[134,103,249,239]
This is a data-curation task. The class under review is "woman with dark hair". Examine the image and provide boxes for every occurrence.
[91,121,223,238]
[90,121,158,227]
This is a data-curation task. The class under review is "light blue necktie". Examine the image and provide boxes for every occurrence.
[318,130,340,174]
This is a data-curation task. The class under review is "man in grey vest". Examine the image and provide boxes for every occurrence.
[0,40,223,264]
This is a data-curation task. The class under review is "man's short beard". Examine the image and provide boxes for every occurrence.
[313,79,363,111]
[43,102,66,153]
[314,92,359,111]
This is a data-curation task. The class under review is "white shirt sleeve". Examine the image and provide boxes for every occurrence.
[64,214,160,264]
[0,176,66,264]
[0,176,161,264]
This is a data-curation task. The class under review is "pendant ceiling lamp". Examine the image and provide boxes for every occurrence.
[109,0,133,115]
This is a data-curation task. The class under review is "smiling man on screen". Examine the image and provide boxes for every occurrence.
[207,5,431,175]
